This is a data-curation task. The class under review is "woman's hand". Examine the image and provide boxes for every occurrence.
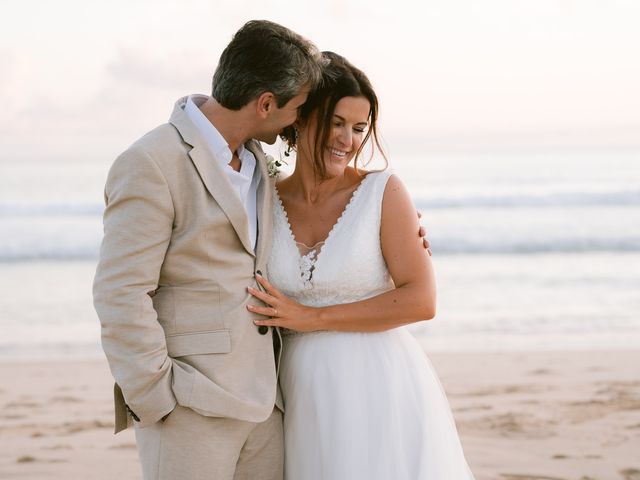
[246,274,321,332]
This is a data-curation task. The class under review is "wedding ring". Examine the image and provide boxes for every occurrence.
[273,308,278,317]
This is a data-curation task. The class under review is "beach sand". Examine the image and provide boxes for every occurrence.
[1,350,638,480]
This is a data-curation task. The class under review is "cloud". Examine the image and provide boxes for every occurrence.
[106,47,212,92]
[0,50,17,96]
[0,47,222,163]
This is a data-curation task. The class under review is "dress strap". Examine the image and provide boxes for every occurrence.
[364,170,394,213]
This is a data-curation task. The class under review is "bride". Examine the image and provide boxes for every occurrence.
[247,51,474,479]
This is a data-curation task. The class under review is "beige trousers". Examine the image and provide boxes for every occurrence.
[134,406,283,480]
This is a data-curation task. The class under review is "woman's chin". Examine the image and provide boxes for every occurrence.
[321,155,352,178]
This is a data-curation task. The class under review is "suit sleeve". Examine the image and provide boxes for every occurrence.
[93,148,177,425]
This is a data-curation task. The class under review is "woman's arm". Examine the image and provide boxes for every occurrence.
[247,174,436,333]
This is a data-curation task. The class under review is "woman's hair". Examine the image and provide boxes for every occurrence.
[212,20,324,110]
[281,51,387,179]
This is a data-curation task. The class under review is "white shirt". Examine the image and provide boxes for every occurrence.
[184,95,259,251]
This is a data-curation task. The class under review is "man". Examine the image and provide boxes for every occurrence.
[93,20,323,479]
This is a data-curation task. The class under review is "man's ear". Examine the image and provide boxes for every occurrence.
[256,92,275,119]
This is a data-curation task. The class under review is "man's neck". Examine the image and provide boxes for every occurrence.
[199,98,251,156]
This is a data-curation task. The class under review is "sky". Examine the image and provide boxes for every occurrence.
[1,0,639,164]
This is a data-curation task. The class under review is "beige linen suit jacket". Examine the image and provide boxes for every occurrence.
[93,96,280,434]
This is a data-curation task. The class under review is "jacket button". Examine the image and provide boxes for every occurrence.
[258,325,269,335]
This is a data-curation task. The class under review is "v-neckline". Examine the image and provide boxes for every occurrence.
[275,173,374,281]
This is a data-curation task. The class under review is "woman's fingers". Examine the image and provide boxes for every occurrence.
[247,286,277,306]
[253,318,280,327]
[247,303,279,317]
[255,273,280,298]
[248,303,284,325]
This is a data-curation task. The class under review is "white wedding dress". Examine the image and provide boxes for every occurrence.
[268,171,474,479]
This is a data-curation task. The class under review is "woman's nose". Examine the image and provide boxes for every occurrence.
[337,127,352,147]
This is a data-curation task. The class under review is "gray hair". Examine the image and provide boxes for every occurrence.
[212,20,325,110]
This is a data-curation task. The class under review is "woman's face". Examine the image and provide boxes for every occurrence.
[301,95,371,178]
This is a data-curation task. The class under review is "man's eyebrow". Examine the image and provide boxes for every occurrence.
[333,114,368,125]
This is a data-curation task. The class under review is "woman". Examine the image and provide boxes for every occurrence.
[247,52,474,479]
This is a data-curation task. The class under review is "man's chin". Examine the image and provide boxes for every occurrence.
[255,133,279,145]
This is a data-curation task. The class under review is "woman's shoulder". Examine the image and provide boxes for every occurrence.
[379,172,414,218]
[359,168,397,196]
[350,167,393,186]
[347,169,399,214]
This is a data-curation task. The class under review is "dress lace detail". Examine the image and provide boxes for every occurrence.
[298,245,318,286]
[273,172,377,291]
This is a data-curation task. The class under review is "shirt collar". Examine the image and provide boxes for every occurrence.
[184,94,249,167]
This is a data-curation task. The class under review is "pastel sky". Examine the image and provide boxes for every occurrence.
[1,0,639,163]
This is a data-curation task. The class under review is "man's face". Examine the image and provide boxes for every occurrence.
[255,89,309,144]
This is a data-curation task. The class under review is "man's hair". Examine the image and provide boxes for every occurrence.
[212,20,324,110]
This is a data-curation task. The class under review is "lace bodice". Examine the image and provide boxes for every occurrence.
[268,171,394,309]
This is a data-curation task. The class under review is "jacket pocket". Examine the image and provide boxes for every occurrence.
[165,329,231,357]
[173,286,223,332]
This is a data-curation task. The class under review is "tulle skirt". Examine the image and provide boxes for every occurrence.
[279,327,474,479]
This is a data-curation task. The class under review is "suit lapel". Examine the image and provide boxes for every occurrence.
[170,97,254,256]
[247,140,273,263]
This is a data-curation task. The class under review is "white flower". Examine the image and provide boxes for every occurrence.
[265,154,282,178]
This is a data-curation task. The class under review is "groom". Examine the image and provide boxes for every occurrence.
[93,20,323,479]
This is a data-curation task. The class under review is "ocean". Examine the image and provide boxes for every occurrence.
[1,150,639,359]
